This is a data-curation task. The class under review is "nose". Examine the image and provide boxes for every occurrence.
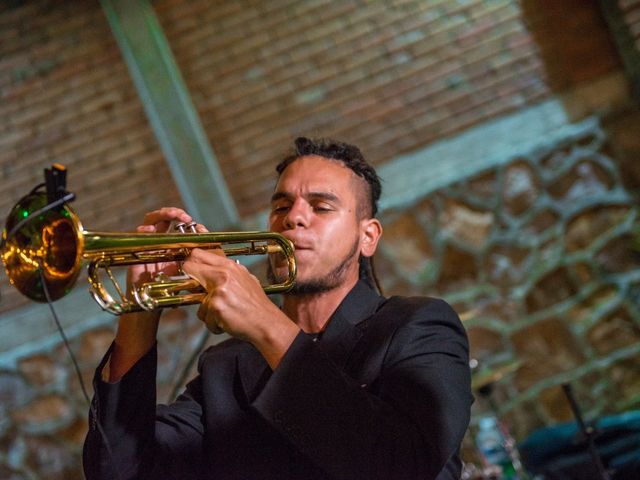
[283,199,309,230]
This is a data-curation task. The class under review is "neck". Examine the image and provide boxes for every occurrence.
[281,276,358,333]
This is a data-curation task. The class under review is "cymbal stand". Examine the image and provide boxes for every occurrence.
[561,383,611,480]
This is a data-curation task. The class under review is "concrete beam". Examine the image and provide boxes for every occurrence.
[100,0,239,230]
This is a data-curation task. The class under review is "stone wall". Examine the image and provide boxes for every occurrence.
[0,306,221,480]
[376,111,640,463]
[1,0,640,478]
[0,0,623,312]
[3,109,640,478]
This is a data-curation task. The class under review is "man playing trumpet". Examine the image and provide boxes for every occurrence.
[83,137,472,479]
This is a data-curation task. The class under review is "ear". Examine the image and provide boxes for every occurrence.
[359,218,382,258]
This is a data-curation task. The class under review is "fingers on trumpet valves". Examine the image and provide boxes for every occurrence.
[170,220,208,234]
[168,221,199,274]
[136,224,156,233]
[169,220,197,233]
[142,207,192,232]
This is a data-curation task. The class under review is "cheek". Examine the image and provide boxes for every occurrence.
[326,220,358,248]
[268,215,281,230]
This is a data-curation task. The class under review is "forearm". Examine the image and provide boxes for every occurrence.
[109,311,161,382]
[84,343,159,480]
[85,341,206,480]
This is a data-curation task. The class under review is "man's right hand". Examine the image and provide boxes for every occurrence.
[127,207,204,288]
[108,207,204,382]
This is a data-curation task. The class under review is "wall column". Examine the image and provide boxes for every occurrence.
[101,0,239,230]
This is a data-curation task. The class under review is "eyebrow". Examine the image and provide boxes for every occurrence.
[270,191,341,204]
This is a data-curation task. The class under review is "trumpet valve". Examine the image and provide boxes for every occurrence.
[172,221,198,233]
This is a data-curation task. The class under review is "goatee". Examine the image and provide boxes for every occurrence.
[267,236,359,296]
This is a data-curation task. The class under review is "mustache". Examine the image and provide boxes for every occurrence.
[267,236,360,296]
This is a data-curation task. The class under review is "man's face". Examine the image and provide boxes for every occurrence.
[268,155,364,294]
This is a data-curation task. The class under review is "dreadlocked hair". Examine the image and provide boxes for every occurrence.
[276,137,384,294]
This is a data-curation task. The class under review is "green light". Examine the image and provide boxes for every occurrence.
[21,209,29,218]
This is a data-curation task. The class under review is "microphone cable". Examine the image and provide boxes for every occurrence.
[1,189,124,480]
[39,267,124,480]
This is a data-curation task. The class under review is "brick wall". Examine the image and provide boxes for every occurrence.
[0,0,183,313]
[521,0,621,90]
[153,0,623,216]
[155,0,558,215]
[0,0,638,478]
[1,0,622,313]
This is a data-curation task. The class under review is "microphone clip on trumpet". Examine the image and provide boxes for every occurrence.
[44,163,71,204]
[1,164,297,315]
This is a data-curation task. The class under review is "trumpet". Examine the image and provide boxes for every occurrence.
[1,191,296,315]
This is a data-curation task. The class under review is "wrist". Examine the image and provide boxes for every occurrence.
[109,311,160,381]
[253,308,300,370]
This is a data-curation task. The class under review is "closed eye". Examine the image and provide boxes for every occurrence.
[271,205,290,213]
[313,204,333,212]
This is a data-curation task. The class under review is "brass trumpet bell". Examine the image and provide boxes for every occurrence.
[1,192,83,302]
[1,192,296,314]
